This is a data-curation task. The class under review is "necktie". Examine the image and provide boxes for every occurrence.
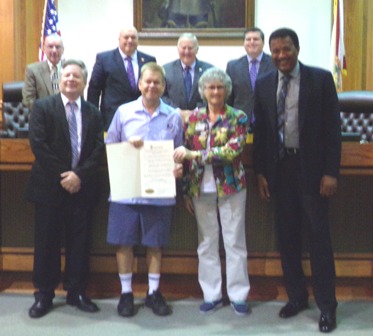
[67,102,79,168]
[51,66,59,93]
[125,57,137,91]
[184,66,192,101]
[277,75,291,159]
[249,59,258,90]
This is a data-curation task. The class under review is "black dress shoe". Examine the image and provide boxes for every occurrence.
[319,311,337,333]
[29,298,53,318]
[66,293,99,313]
[279,301,309,318]
[145,290,172,316]
[117,292,135,317]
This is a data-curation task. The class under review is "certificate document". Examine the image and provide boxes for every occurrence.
[106,140,176,201]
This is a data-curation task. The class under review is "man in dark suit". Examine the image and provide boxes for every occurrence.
[26,59,104,318]
[253,28,341,333]
[226,27,275,125]
[22,34,64,109]
[87,27,156,129]
[162,33,213,118]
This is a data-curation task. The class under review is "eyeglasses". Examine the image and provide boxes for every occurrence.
[205,85,225,91]
[45,45,63,50]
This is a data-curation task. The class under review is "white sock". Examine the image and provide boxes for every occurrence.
[148,273,160,294]
[119,273,132,294]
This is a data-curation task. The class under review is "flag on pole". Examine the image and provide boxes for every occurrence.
[39,0,61,61]
[329,0,347,91]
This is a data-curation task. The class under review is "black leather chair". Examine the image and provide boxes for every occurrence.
[1,81,29,138]
[339,91,373,142]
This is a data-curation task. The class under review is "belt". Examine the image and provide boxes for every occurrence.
[284,147,299,156]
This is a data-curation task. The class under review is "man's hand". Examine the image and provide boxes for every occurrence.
[257,174,271,201]
[128,136,144,148]
[320,175,338,197]
[60,171,81,194]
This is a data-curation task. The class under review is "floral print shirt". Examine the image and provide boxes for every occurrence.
[183,105,247,198]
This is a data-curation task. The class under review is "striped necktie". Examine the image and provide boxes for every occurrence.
[67,102,79,168]
[277,75,291,159]
[249,59,258,90]
[51,66,59,93]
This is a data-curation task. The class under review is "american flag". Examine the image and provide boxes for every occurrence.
[39,0,61,61]
[329,0,347,91]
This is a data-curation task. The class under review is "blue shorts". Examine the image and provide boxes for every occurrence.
[107,203,173,247]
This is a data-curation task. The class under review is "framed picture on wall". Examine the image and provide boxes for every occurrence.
[134,0,254,39]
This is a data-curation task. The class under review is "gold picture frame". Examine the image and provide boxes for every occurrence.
[134,0,255,39]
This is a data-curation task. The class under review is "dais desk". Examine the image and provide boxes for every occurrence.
[0,139,372,277]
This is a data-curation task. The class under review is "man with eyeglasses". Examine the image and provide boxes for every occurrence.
[22,33,65,109]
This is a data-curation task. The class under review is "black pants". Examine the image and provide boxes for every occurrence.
[275,154,338,313]
[32,199,92,299]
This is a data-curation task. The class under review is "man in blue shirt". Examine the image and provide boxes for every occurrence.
[105,62,183,317]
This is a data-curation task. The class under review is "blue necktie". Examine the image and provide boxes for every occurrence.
[125,57,137,91]
[277,75,291,159]
[184,66,192,101]
[249,59,258,90]
[249,59,258,125]
[68,102,79,168]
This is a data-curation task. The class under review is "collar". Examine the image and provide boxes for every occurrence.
[278,61,300,80]
[61,93,82,110]
[181,60,196,71]
[119,48,138,61]
[247,51,264,63]
[47,60,61,71]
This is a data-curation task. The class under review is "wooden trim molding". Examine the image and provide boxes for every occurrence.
[1,248,372,277]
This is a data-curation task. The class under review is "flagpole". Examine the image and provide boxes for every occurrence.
[39,0,48,61]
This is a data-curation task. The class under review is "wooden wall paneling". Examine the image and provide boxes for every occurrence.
[364,0,373,90]
[343,0,364,91]
[0,0,15,100]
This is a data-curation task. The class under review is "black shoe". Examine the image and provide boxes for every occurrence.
[145,290,172,316]
[117,292,135,317]
[319,311,337,333]
[279,301,309,318]
[29,298,53,318]
[66,293,99,313]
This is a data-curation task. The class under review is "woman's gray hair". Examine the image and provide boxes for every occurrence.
[198,67,232,102]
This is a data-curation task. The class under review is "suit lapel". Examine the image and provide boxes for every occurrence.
[40,62,54,95]
[176,60,187,102]
[191,59,203,100]
[114,49,131,88]
[240,57,251,91]
[298,63,308,133]
[80,100,90,149]
[55,95,71,143]
[268,72,279,132]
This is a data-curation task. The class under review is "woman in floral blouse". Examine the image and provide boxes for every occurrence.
[173,67,250,316]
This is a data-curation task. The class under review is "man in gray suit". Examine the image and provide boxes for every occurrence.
[162,33,213,119]
[22,34,64,109]
[226,27,275,126]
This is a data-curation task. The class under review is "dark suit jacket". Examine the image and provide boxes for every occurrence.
[25,94,104,206]
[226,53,275,122]
[87,48,156,129]
[22,61,55,109]
[162,59,213,110]
[253,63,341,194]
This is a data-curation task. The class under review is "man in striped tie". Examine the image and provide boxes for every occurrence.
[22,33,64,109]
[26,59,104,319]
